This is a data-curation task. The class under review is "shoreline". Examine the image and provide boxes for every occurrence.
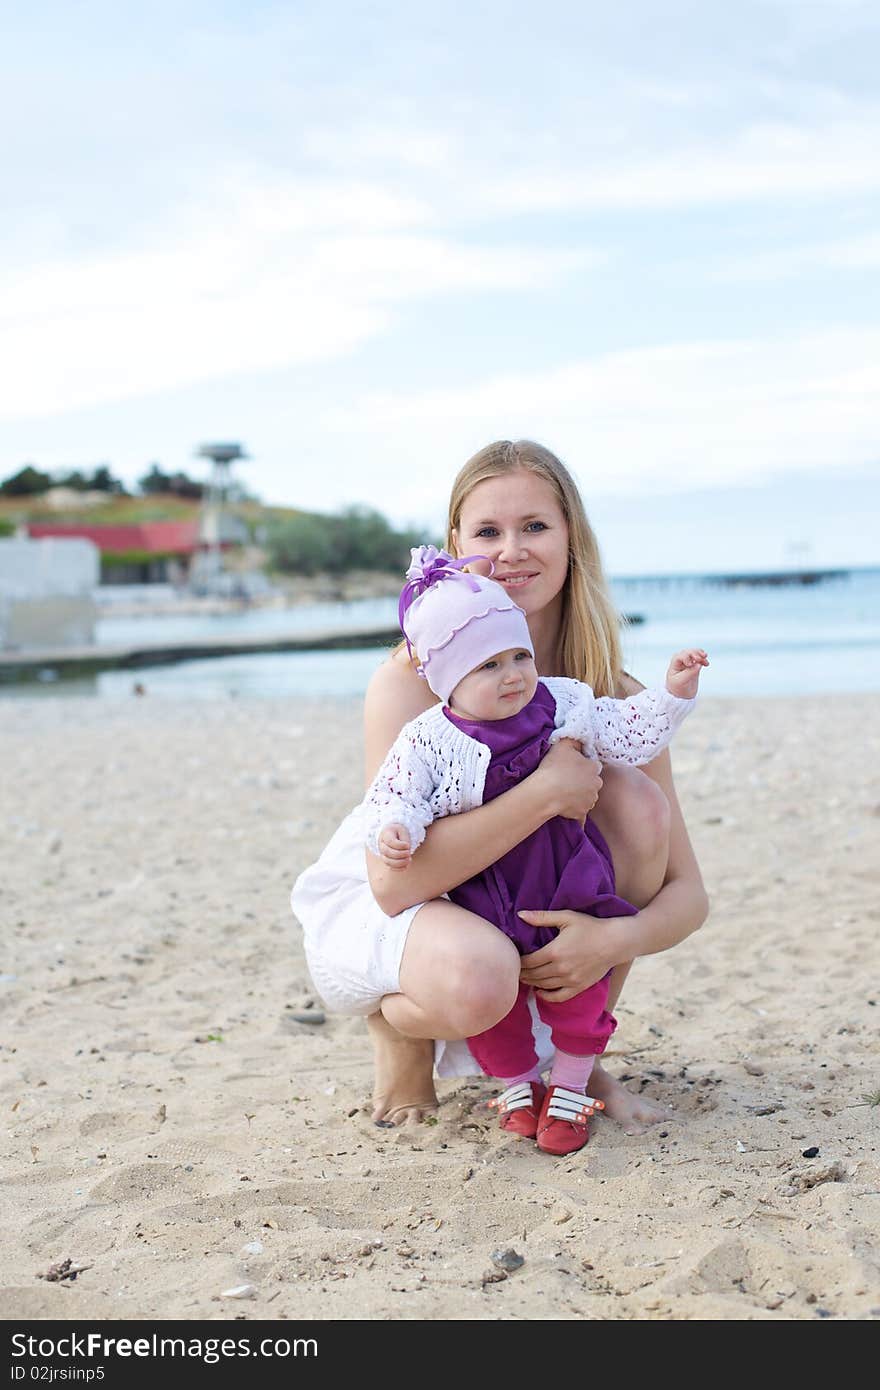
[2,693,878,1320]
[0,624,402,682]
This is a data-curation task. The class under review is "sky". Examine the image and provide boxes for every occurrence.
[1,0,878,574]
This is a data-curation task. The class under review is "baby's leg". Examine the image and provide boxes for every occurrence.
[536,979,616,1063]
[537,984,614,1098]
[467,983,540,1081]
[468,984,547,1139]
[533,987,613,1155]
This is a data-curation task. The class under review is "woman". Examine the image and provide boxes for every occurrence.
[292,440,709,1134]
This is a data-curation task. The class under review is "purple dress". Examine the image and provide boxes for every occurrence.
[445,681,637,951]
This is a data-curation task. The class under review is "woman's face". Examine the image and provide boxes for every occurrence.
[453,469,570,618]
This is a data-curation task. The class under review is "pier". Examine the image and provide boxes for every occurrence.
[707,568,848,588]
[0,624,403,683]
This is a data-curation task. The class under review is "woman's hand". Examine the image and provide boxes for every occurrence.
[517,910,637,1003]
[533,738,603,825]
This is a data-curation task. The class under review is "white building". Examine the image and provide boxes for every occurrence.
[0,536,98,649]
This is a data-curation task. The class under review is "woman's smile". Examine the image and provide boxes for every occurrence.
[494,571,539,589]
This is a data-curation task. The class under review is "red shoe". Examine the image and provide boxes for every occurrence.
[535,1085,605,1156]
[488,1081,547,1138]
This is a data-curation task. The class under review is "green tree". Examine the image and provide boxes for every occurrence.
[138,463,172,495]
[265,514,336,575]
[333,506,395,569]
[266,506,426,576]
[336,506,422,571]
[88,464,127,494]
[138,463,203,498]
[166,471,204,500]
[0,464,53,496]
[55,469,90,491]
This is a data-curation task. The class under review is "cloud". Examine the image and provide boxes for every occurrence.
[476,116,880,215]
[0,172,599,420]
[711,232,880,281]
[328,328,880,517]
[289,101,880,230]
[301,125,455,171]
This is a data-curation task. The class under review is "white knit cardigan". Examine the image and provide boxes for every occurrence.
[363,677,695,856]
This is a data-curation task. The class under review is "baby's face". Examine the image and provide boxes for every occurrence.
[447,647,538,722]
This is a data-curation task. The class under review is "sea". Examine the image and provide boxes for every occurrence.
[6,566,880,701]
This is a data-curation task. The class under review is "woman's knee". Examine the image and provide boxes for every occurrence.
[599,765,670,860]
[441,950,520,1035]
[399,905,520,1035]
[634,774,671,858]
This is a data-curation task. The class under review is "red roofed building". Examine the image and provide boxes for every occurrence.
[28,520,199,552]
[27,520,207,583]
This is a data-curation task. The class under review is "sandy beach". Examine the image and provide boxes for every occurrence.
[2,692,878,1322]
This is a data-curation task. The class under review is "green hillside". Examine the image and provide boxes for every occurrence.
[0,493,306,528]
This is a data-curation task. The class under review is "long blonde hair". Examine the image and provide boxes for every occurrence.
[446,440,625,697]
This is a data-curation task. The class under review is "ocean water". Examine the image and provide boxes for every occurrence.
[7,567,880,701]
[614,566,880,697]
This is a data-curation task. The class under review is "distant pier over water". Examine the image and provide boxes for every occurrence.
[612,566,852,590]
[708,568,848,589]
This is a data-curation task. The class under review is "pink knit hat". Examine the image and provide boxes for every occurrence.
[399,545,533,703]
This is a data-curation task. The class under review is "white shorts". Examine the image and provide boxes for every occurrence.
[291,801,553,1078]
[291,803,422,1016]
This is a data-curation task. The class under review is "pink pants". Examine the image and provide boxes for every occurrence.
[467,977,616,1079]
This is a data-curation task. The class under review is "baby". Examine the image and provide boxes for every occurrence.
[364,545,708,1156]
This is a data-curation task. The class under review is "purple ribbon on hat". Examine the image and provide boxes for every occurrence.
[398,544,494,660]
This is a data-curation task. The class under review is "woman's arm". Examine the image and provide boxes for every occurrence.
[369,772,555,917]
[368,739,604,916]
[363,656,603,917]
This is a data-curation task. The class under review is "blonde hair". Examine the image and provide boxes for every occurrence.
[446,440,624,697]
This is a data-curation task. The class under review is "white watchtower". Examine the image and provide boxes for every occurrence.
[193,442,248,590]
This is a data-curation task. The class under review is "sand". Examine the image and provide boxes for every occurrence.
[2,692,879,1322]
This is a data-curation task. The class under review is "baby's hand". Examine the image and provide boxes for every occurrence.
[666,648,709,699]
[378,824,413,871]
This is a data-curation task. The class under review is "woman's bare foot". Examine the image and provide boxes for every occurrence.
[589,1060,672,1136]
[367,1012,439,1125]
